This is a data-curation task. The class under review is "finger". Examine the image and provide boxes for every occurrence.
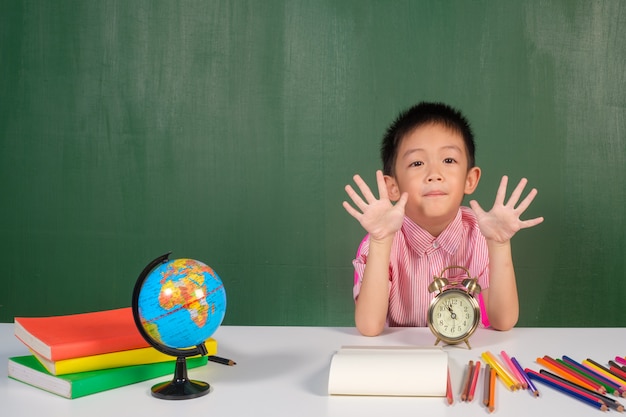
[375,170,390,200]
[505,177,529,208]
[493,176,509,206]
[519,216,544,229]
[394,191,409,212]
[352,174,378,203]
[342,200,362,220]
[468,199,485,216]
[344,184,369,212]
[513,187,538,214]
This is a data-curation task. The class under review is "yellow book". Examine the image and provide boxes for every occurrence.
[31,338,217,375]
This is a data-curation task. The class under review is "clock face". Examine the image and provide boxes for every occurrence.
[428,289,480,343]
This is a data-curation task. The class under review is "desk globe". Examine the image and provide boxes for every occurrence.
[131,252,226,400]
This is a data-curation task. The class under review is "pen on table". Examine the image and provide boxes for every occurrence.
[208,355,237,366]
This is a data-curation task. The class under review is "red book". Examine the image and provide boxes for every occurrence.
[14,307,149,361]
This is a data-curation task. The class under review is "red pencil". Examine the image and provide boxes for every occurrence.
[467,361,481,402]
[461,360,474,401]
[446,367,454,405]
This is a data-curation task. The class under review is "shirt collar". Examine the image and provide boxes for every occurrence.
[401,209,464,256]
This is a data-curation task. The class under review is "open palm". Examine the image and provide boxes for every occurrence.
[469,176,544,243]
[343,170,408,241]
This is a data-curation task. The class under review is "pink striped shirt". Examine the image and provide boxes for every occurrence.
[352,206,491,328]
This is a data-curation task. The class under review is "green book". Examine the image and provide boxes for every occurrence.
[8,354,208,399]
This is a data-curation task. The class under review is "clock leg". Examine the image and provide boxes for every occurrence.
[435,338,441,347]
[464,339,472,350]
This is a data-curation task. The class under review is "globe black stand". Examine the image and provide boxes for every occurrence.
[150,351,210,400]
[131,252,211,400]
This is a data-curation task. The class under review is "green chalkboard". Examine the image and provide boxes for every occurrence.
[1,1,625,327]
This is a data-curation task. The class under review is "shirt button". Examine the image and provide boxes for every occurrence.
[432,241,439,249]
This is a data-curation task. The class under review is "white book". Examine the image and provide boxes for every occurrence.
[328,346,448,397]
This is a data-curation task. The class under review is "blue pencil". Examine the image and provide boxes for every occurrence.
[562,356,619,393]
[511,357,539,396]
[526,369,608,411]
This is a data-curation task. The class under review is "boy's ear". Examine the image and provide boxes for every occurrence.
[384,175,401,201]
[464,167,481,195]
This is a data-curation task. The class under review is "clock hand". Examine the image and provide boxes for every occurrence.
[445,302,457,320]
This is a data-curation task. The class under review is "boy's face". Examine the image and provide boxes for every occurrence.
[384,123,480,235]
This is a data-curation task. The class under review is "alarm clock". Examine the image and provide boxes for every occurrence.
[427,266,481,349]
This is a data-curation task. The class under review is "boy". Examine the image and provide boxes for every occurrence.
[343,102,543,336]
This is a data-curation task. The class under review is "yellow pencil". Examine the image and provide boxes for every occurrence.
[582,359,626,391]
[481,351,517,391]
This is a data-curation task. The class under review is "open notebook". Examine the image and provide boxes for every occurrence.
[328,346,448,397]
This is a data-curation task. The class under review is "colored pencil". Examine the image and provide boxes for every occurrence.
[610,365,626,382]
[582,359,626,396]
[446,367,453,405]
[561,356,611,394]
[568,358,623,394]
[616,356,626,367]
[483,364,491,406]
[537,356,600,393]
[488,366,496,413]
[540,370,625,412]
[208,355,237,366]
[586,358,626,385]
[482,351,516,390]
[609,360,626,373]
[467,361,481,402]
[526,369,608,411]
[461,360,473,401]
[500,351,526,389]
[511,356,539,397]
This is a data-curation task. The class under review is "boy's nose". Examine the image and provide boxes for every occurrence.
[427,172,443,182]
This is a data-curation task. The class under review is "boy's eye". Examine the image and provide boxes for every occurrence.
[409,161,423,167]
[443,158,456,164]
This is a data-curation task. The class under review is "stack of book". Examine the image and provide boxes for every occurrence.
[8,307,215,399]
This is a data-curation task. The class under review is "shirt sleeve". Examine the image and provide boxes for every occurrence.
[352,235,369,301]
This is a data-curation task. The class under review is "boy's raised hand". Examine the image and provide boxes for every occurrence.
[469,176,544,243]
[343,170,408,241]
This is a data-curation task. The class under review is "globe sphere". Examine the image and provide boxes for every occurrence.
[136,257,226,350]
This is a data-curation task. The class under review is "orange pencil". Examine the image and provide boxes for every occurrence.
[488,366,496,413]
[536,356,601,393]
[468,361,482,402]
[461,360,474,401]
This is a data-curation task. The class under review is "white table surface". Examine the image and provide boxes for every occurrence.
[2,323,626,416]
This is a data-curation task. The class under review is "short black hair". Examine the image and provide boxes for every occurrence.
[381,102,476,175]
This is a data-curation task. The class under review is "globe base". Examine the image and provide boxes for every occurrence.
[150,356,211,400]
